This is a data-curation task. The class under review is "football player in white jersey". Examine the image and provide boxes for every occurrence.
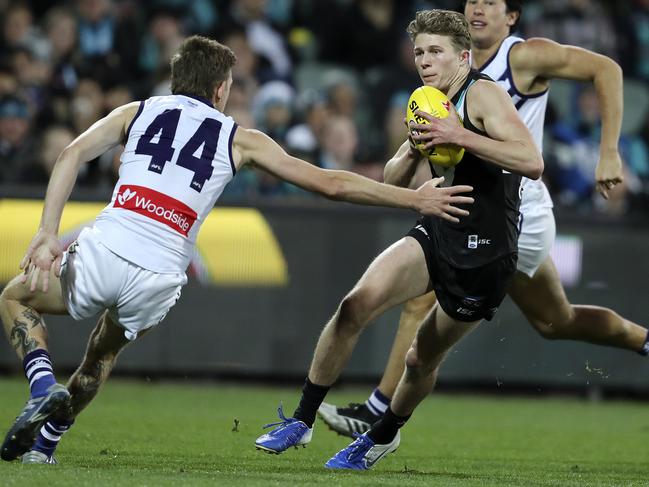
[317,0,649,439]
[0,36,475,464]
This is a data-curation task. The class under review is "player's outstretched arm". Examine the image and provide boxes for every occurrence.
[21,102,140,292]
[232,127,473,220]
[511,38,624,198]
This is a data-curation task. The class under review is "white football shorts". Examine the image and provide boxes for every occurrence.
[516,205,556,278]
[60,226,188,340]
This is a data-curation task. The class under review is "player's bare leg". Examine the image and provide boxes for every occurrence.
[317,291,436,436]
[508,257,647,352]
[377,292,437,398]
[25,312,141,464]
[390,305,478,417]
[66,312,135,417]
[0,269,69,461]
[307,237,431,387]
[0,269,67,360]
[324,305,479,469]
[255,237,431,453]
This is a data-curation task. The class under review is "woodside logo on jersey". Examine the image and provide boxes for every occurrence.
[113,184,197,236]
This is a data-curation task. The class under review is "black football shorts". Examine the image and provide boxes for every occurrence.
[407,221,517,322]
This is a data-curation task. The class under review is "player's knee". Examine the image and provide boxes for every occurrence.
[533,322,561,340]
[530,306,576,340]
[0,286,10,310]
[405,345,421,368]
[336,290,375,333]
[405,343,435,376]
[0,279,21,307]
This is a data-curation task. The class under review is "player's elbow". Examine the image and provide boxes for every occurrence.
[526,155,544,180]
[600,56,623,79]
[383,160,398,185]
[56,144,83,168]
[318,170,345,200]
[383,166,393,185]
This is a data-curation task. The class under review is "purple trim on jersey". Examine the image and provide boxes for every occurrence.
[125,101,144,141]
[228,123,238,176]
[177,93,214,108]
[502,40,548,100]
[476,38,507,72]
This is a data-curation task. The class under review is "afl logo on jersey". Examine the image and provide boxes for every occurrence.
[114,184,198,236]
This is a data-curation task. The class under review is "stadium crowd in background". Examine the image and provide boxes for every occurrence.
[1,0,648,215]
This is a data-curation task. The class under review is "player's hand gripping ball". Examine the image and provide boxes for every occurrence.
[407,86,464,168]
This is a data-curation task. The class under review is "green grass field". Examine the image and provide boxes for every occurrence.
[0,378,647,486]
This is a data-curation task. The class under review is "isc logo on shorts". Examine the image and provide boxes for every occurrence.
[467,235,491,249]
[113,184,197,236]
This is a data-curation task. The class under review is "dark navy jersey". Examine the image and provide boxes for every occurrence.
[426,70,522,269]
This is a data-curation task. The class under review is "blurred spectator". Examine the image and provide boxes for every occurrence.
[76,0,116,57]
[526,0,619,60]
[619,109,649,211]
[0,0,645,215]
[16,125,74,184]
[71,78,104,133]
[138,6,184,84]
[220,29,260,91]
[225,76,258,115]
[318,115,358,171]
[1,2,50,60]
[43,7,80,96]
[286,90,330,163]
[615,0,649,82]
[104,84,132,112]
[363,33,422,159]
[383,91,410,158]
[75,0,142,88]
[307,0,410,71]
[0,95,35,182]
[248,80,300,197]
[221,0,292,82]
[323,70,359,119]
[547,86,630,215]
[252,80,294,145]
[149,0,218,35]
[0,68,18,96]
[10,45,51,105]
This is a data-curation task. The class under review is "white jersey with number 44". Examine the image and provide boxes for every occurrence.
[94,94,238,273]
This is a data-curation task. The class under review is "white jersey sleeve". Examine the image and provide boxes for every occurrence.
[476,36,553,211]
[94,94,237,273]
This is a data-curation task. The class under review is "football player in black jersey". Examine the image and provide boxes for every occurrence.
[255,10,543,464]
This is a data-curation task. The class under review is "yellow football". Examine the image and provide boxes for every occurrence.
[406,86,464,168]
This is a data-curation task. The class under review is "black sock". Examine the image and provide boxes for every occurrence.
[639,330,649,356]
[293,378,330,428]
[367,407,411,444]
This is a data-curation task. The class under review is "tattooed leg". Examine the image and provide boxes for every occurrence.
[6,308,48,360]
[0,270,67,360]
[66,313,132,419]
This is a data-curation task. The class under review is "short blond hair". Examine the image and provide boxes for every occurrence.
[406,10,471,52]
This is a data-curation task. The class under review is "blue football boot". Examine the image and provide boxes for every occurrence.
[325,431,400,470]
[1,383,70,461]
[255,405,313,454]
